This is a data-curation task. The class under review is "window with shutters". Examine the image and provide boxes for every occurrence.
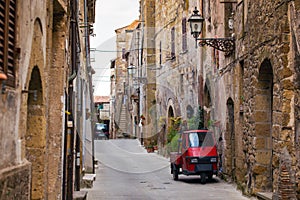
[0,0,16,87]
[182,18,187,52]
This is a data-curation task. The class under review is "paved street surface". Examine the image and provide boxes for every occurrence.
[85,139,252,200]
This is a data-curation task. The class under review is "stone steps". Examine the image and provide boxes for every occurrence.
[73,191,87,200]
[118,105,128,134]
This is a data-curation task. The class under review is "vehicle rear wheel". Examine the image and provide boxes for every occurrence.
[200,172,206,184]
[172,165,179,181]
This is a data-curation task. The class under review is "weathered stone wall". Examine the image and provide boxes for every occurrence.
[199,0,243,184]
[234,0,299,196]
[0,0,49,199]
[47,0,68,198]
[290,1,300,199]
[141,0,300,198]
[0,162,31,200]
[154,0,198,137]
[0,0,69,199]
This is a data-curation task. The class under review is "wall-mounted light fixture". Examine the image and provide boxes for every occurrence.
[127,64,137,75]
[0,73,7,94]
[188,7,235,55]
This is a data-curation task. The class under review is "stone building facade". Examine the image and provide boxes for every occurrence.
[232,0,300,198]
[153,0,199,150]
[0,0,95,199]
[110,0,300,197]
[137,0,300,198]
[113,20,140,139]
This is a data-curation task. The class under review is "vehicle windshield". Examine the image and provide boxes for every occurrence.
[96,123,107,131]
[189,132,214,147]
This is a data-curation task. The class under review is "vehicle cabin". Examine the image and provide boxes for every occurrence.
[170,130,218,183]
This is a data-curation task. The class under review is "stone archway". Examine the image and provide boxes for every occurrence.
[226,98,235,179]
[26,66,46,200]
[254,59,273,192]
[24,19,46,200]
[167,105,175,129]
[166,105,175,144]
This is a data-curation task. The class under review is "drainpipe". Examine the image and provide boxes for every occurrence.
[63,0,78,199]
[83,0,96,175]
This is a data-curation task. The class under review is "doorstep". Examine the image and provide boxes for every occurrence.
[82,173,96,188]
[256,192,273,200]
[73,191,88,200]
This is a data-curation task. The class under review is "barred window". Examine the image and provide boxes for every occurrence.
[0,0,16,87]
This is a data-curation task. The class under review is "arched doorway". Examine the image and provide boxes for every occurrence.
[254,59,273,191]
[226,98,235,179]
[24,18,46,199]
[165,105,175,144]
[26,66,46,199]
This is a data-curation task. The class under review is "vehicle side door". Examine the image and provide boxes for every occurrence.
[181,133,189,170]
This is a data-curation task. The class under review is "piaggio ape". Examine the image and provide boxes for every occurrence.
[170,130,218,184]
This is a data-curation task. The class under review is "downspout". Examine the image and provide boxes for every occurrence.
[74,0,83,188]
[64,0,78,199]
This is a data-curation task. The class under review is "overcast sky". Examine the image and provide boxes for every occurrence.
[91,0,140,96]
[90,0,140,48]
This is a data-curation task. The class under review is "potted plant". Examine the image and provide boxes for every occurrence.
[146,144,154,153]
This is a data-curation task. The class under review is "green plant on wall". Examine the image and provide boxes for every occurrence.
[167,116,181,143]
[158,116,166,127]
[167,132,180,153]
[207,119,215,128]
[167,128,177,143]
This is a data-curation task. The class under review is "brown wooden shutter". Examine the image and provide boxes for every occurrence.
[7,0,16,87]
[0,0,16,87]
[0,1,5,73]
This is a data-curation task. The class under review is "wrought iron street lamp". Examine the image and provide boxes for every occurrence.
[188,7,235,55]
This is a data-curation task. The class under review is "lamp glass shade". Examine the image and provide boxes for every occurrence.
[188,7,204,38]
[128,65,136,75]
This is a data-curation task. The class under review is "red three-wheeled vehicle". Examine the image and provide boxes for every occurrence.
[170,129,218,184]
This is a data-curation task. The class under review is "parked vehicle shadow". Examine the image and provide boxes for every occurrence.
[178,176,220,184]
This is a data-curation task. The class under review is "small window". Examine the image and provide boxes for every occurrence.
[182,18,187,52]
[224,2,233,37]
[122,48,125,59]
[171,27,175,59]
[159,41,162,66]
[0,0,16,87]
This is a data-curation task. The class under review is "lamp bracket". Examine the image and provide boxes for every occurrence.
[196,37,235,56]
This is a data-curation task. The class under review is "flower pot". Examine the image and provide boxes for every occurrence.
[146,147,154,153]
